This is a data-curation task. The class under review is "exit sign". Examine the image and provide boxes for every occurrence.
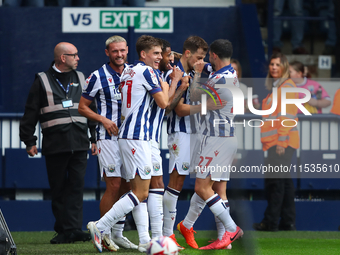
[62,8,173,33]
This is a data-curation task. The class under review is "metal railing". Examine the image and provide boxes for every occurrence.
[1,113,339,154]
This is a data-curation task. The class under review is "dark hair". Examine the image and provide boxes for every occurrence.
[210,39,233,59]
[158,38,171,53]
[182,36,208,54]
[136,35,163,58]
[290,60,305,75]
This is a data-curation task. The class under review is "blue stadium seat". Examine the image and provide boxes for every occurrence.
[0,153,3,188]
[84,154,98,189]
[4,148,49,189]
[4,149,98,189]
[299,150,340,190]
[229,150,265,190]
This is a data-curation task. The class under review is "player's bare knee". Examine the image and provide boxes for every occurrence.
[194,185,205,198]
[136,190,149,202]
[150,176,164,189]
[168,173,185,191]
[105,177,121,192]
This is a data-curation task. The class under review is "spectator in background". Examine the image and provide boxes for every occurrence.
[317,0,337,55]
[3,0,44,6]
[333,0,340,77]
[231,59,260,112]
[48,0,145,7]
[253,52,298,232]
[272,0,308,54]
[57,0,90,6]
[289,61,331,114]
[330,89,340,115]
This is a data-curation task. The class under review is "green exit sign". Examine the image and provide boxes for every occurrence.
[100,10,171,32]
[62,8,173,33]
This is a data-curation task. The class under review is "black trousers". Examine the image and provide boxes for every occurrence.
[262,146,296,228]
[45,151,87,234]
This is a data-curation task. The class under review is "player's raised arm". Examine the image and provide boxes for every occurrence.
[152,77,169,109]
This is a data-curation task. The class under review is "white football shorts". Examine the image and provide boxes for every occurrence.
[97,139,126,180]
[118,139,153,180]
[150,139,163,176]
[167,132,194,175]
[194,136,237,181]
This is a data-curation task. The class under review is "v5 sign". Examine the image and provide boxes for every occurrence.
[62,8,173,33]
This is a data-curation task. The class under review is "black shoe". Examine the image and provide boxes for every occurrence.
[50,233,67,244]
[253,222,278,232]
[279,224,296,231]
[65,230,91,243]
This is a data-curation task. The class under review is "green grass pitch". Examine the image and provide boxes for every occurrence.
[12,230,340,255]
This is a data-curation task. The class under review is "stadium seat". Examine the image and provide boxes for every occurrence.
[4,149,98,189]
[229,150,265,190]
[84,154,98,189]
[4,149,49,189]
[299,150,340,190]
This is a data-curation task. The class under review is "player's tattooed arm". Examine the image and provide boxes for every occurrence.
[190,60,206,101]
[165,76,190,115]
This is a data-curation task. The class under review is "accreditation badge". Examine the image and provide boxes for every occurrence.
[61,98,73,108]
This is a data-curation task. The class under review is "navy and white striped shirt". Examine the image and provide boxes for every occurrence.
[82,63,127,141]
[201,64,239,137]
[166,61,199,135]
[119,61,162,141]
[149,69,165,143]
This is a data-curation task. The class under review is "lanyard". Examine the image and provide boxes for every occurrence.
[55,78,70,98]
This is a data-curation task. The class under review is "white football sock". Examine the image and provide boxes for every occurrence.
[206,194,225,216]
[183,192,206,230]
[97,191,139,234]
[215,200,229,239]
[163,187,180,236]
[148,189,164,238]
[132,200,150,244]
[111,216,125,239]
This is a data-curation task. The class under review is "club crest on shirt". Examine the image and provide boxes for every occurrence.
[182,162,189,171]
[108,164,115,173]
[148,67,158,85]
[153,162,161,172]
[145,166,151,175]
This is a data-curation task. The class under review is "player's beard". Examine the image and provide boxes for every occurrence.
[111,57,126,67]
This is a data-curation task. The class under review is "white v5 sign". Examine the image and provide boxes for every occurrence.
[62,8,173,33]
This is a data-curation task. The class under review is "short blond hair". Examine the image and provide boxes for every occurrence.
[105,36,126,49]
